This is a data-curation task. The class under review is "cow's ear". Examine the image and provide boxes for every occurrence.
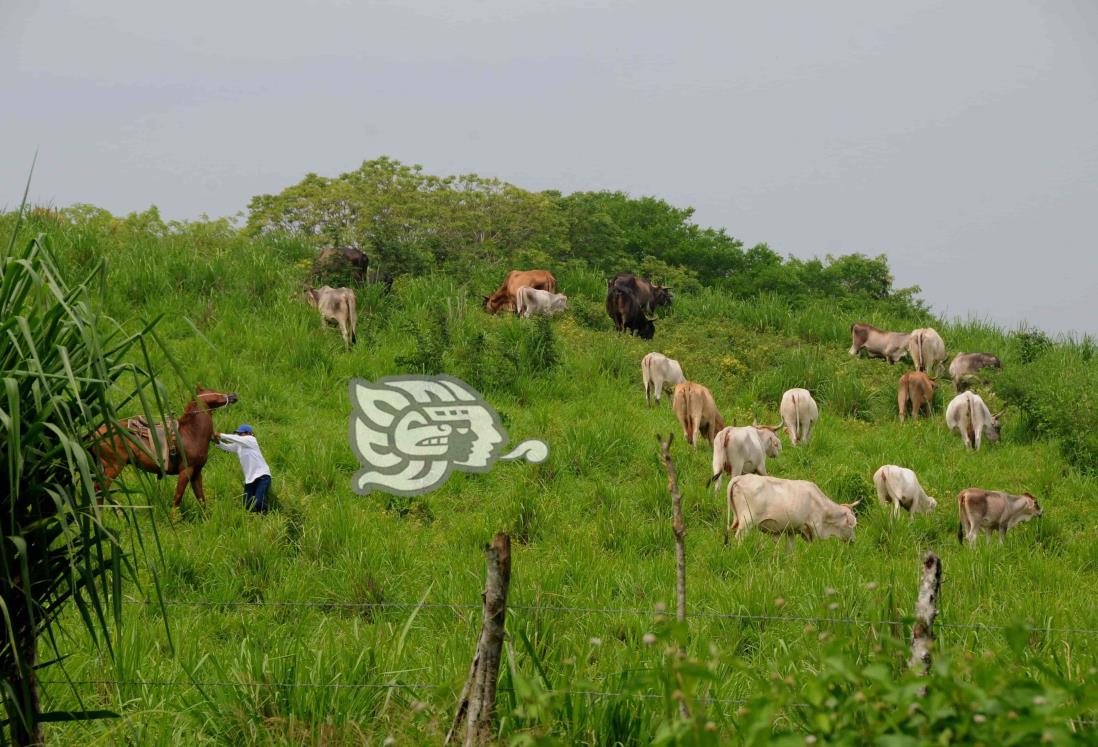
[1024,492,1037,500]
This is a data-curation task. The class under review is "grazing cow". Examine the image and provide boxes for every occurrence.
[515,286,569,318]
[303,285,357,350]
[909,327,946,376]
[779,388,818,446]
[949,352,1002,392]
[945,391,1001,450]
[672,381,725,448]
[849,323,910,364]
[725,474,859,544]
[898,372,938,421]
[873,465,938,517]
[606,289,656,339]
[708,424,782,498]
[608,272,673,314]
[313,247,368,283]
[483,270,557,314]
[957,488,1042,544]
[641,352,685,406]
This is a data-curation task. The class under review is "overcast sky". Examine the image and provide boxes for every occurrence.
[3,0,1096,336]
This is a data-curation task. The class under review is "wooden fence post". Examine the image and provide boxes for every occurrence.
[909,550,942,681]
[446,533,511,746]
[658,434,690,720]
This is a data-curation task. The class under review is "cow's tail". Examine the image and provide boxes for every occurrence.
[642,354,652,403]
[708,430,726,492]
[794,393,802,445]
[348,293,358,346]
[957,490,969,543]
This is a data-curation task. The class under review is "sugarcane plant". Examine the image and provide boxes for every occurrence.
[0,187,167,745]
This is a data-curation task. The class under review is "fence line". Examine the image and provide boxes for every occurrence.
[123,598,1098,636]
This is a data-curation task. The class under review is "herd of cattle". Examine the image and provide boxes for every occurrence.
[645,321,1038,546]
[297,256,1040,546]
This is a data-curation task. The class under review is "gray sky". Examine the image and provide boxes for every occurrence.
[3,0,1096,336]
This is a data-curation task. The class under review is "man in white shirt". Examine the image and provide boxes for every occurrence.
[214,424,273,513]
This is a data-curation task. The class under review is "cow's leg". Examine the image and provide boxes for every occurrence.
[974,430,982,451]
[172,468,192,509]
[803,419,815,444]
[998,526,1007,543]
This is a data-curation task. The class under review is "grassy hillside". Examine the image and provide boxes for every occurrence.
[11,213,1098,745]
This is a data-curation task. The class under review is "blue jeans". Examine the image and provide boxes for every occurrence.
[244,474,271,513]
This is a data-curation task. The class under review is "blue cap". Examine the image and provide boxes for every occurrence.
[235,424,254,434]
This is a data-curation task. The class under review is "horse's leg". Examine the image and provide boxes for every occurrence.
[172,468,192,509]
[191,466,207,504]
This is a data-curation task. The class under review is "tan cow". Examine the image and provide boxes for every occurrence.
[483,270,557,314]
[909,327,946,376]
[949,352,1001,392]
[898,372,937,421]
[672,381,724,448]
[849,323,910,364]
[303,285,357,350]
[957,488,1042,544]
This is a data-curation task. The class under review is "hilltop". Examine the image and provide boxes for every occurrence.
[5,194,1098,744]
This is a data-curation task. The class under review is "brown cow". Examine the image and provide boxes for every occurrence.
[849,323,910,364]
[957,488,1042,544]
[483,270,557,314]
[898,372,937,421]
[313,247,368,283]
[672,381,724,448]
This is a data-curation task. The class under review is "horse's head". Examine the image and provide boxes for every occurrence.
[194,384,239,410]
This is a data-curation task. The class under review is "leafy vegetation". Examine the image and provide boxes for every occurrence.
[3,176,1097,744]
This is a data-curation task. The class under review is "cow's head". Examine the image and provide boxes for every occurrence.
[632,316,656,340]
[920,495,939,514]
[753,421,783,457]
[652,285,674,308]
[822,502,859,542]
[928,377,939,391]
[987,410,1004,442]
[300,285,320,309]
[1022,492,1043,519]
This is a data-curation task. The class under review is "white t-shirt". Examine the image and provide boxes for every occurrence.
[215,433,272,484]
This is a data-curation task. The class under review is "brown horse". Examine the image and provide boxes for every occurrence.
[91,385,238,508]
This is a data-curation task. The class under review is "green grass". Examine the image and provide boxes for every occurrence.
[11,213,1098,744]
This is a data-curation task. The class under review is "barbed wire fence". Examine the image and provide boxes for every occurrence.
[43,438,1098,740]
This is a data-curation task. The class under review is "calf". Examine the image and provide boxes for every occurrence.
[515,286,569,318]
[945,391,1001,450]
[303,285,357,350]
[957,488,1042,544]
[641,352,685,406]
[726,474,858,544]
[873,465,937,517]
[484,269,557,314]
[708,424,782,497]
[849,323,910,364]
[779,388,818,445]
[672,381,724,448]
[949,352,1002,392]
[898,372,937,421]
[908,327,946,376]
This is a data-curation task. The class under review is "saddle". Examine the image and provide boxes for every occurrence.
[123,414,180,475]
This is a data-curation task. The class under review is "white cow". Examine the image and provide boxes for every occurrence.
[779,388,819,446]
[709,424,782,497]
[515,286,569,318]
[909,328,946,376]
[641,352,685,406]
[873,465,938,517]
[945,391,1001,450]
[303,285,357,350]
[725,474,858,544]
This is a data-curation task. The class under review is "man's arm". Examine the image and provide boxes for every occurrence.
[213,432,247,452]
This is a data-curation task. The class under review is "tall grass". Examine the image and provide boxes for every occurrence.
[6,211,1098,743]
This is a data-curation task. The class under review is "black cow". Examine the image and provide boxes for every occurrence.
[312,247,369,284]
[606,289,655,339]
[608,272,673,314]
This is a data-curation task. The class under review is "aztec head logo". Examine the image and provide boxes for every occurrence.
[348,375,548,496]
